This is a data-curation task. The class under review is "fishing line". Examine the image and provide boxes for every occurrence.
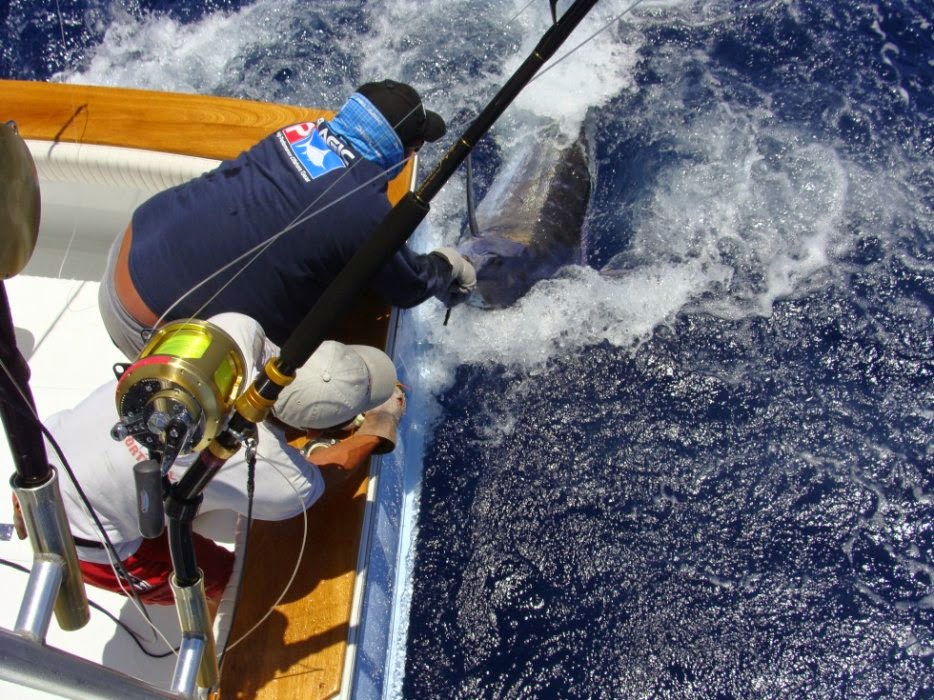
[530,0,651,84]
[151,103,425,335]
[51,0,89,278]
[112,0,609,672]
[17,281,83,362]
[420,0,650,139]
[215,445,254,675]
[146,102,429,373]
[507,0,540,26]
[219,456,309,655]
[73,488,179,656]
[8,1,175,643]
[0,355,171,650]
[398,0,652,279]
[2,343,308,660]
[146,154,418,368]
[76,100,422,661]
[451,0,650,321]
[0,557,178,658]
[151,155,409,329]
[8,398,173,653]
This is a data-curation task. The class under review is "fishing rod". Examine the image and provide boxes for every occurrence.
[0,121,90,636]
[160,0,602,600]
[280,0,601,370]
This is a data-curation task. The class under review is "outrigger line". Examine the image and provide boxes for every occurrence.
[162,0,603,602]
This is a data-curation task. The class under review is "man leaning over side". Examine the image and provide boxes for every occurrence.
[100,79,476,359]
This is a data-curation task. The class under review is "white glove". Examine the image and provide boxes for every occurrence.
[432,247,477,306]
[357,386,407,454]
[433,247,477,292]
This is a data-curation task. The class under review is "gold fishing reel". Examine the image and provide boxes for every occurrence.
[111,319,246,472]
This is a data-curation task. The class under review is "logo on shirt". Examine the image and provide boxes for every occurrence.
[122,436,148,463]
[279,122,346,181]
[315,121,357,165]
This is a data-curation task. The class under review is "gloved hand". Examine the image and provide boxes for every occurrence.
[432,247,477,307]
[357,386,406,454]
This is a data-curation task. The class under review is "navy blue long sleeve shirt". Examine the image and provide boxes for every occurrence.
[129,119,449,345]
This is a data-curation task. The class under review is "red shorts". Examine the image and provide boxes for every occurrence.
[78,531,234,605]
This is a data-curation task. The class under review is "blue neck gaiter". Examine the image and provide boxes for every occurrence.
[327,93,405,175]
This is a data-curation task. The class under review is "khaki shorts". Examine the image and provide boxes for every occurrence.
[98,230,150,359]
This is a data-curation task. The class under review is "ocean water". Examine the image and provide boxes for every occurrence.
[3,1,932,698]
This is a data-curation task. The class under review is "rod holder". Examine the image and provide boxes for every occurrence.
[11,469,90,631]
[14,553,65,642]
[170,572,219,690]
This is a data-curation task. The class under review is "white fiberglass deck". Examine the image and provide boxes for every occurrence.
[0,272,246,697]
[0,140,244,697]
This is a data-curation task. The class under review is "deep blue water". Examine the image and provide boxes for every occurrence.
[3,1,932,698]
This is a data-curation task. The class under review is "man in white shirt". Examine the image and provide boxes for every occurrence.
[16,313,404,604]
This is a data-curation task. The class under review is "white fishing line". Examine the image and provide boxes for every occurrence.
[152,151,417,330]
[530,0,652,85]
[90,517,179,655]
[52,0,90,280]
[506,0,539,26]
[220,457,309,653]
[0,356,174,653]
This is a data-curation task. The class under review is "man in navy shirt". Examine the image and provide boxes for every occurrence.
[100,79,475,357]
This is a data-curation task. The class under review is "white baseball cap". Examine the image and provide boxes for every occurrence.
[271,341,397,429]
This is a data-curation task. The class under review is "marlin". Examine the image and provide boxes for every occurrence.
[458,123,592,308]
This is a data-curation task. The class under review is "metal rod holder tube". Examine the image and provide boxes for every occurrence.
[11,469,90,631]
[170,573,219,690]
[170,635,205,699]
[14,552,64,642]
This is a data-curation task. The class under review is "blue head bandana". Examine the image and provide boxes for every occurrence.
[327,93,405,175]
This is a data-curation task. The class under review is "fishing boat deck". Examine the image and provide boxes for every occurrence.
[0,80,413,699]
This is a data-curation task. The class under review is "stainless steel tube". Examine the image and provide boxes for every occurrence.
[0,627,180,699]
[11,469,90,631]
[170,635,205,699]
[14,553,64,641]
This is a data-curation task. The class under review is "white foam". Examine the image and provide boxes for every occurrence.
[411,257,731,396]
[621,115,848,320]
[62,7,245,92]
[511,1,642,130]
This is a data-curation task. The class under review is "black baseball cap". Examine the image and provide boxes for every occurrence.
[357,79,446,149]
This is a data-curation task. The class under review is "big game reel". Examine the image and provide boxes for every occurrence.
[111,319,246,474]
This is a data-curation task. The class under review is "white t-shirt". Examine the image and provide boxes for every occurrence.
[48,313,324,564]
